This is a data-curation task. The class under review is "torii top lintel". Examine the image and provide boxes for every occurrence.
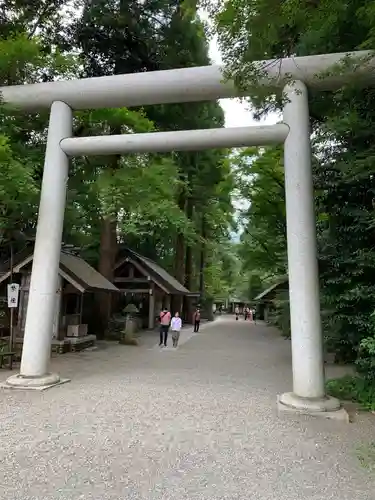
[0,51,374,111]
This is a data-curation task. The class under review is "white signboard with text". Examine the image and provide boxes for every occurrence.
[7,283,20,308]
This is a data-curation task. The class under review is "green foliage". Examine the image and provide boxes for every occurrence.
[233,146,287,306]
[203,239,238,298]
[267,290,291,338]
[0,0,237,322]
[0,135,39,234]
[0,33,78,86]
[356,332,375,382]
[246,273,263,301]
[235,146,287,278]
[326,375,375,411]
[312,86,375,361]
[210,0,375,385]
[0,14,79,246]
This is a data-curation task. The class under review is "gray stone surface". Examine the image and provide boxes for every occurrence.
[0,316,374,499]
[4,372,68,390]
[277,395,350,422]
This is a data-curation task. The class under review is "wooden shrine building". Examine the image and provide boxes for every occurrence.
[114,248,199,329]
[0,245,119,353]
[254,276,289,321]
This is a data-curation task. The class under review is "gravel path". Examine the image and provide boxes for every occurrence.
[0,316,375,500]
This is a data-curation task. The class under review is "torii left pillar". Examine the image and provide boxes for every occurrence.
[6,101,72,389]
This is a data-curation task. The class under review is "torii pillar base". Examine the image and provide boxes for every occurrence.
[277,392,349,423]
[2,373,70,391]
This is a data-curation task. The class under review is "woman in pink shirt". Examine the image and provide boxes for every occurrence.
[159,307,171,347]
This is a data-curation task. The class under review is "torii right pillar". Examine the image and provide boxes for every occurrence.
[278,80,348,421]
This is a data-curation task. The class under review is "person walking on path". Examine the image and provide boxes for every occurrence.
[248,308,253,322]
[244,306,250,321]
[252,307,257,325]
[171,312,182,347]
[159,307,171,347]
[193,308,201,332]
[234,306,240,321]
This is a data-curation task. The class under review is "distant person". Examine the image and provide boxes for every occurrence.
[252,308,257,324]
[159,307,171,347]
[234,306,239,321]
[244,306,249,321]
[193,308,201,332]
[171,312,182,347]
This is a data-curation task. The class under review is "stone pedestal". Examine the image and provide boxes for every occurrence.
[125,316,138,335]
[3,373,70,391]
[67,334,96,352]
[277,392,349,422]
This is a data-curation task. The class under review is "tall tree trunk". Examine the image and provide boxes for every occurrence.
[174,234,185,283]
[199,214,206,298]
[199,213,213,320]
[183,196,194,322]
[95,149,121,338]
[95,216,118,338]
[171,192,186,316]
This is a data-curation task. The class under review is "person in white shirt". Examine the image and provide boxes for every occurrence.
[234,306,240,320]
[171,312,182,347]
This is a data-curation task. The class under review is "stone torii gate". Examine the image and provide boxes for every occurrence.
[1,51,373,419]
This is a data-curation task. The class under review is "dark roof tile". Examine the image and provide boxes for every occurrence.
[116,248,194,295]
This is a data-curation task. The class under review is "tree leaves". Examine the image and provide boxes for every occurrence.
[212,0,375,367]
[234,146,287,278]
[0,0,237,306]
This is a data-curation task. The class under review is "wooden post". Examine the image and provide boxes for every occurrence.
[148,284,155,330]
[52,275,63,340]
[9,242,14,355]
[164,294,171,311]
[79,292,84,324]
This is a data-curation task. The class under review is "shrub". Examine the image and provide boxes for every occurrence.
[268,290,291,338]
[356,335,375,383]
[326,375,375,411]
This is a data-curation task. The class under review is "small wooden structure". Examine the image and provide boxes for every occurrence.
[213,297,229,312]
[0,246,119,353]
[254,277,289,321]
[114,248,199,329]
[228,297,247,314]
